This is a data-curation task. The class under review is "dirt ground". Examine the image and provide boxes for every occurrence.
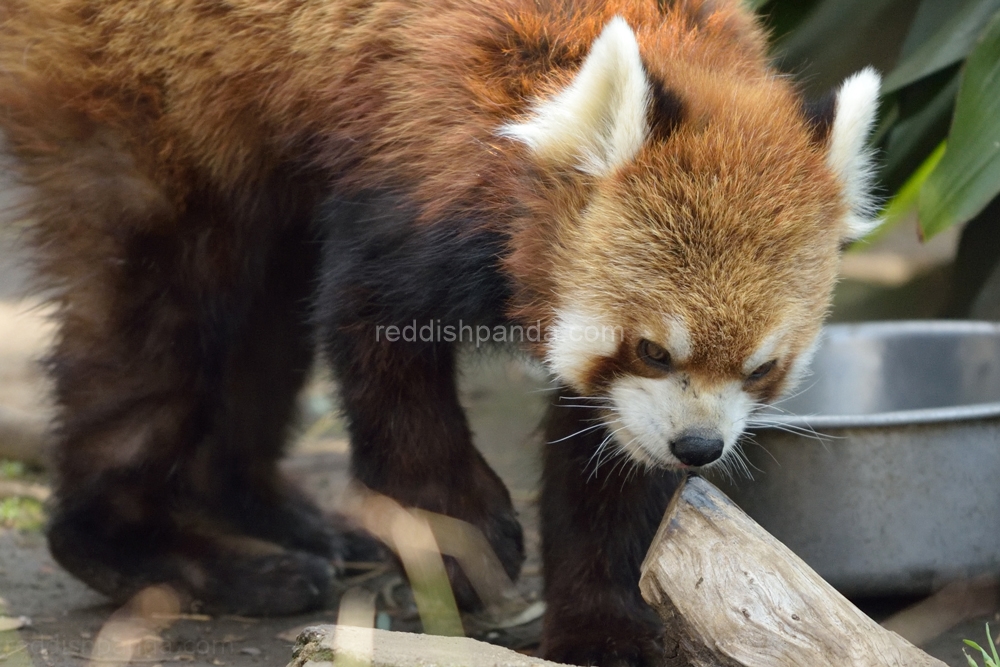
[0,216,998,667]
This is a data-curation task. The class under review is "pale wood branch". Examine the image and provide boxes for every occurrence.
[288,625,570,667]
[639,476,947,667]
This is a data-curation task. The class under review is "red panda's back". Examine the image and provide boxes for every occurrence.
[0,0,770,213]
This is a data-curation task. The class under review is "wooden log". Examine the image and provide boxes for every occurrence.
[288,625,570,667]
[639,476,947,667]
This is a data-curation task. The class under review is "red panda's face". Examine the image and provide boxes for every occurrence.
[502,18,881,471]
[543,171,839,470]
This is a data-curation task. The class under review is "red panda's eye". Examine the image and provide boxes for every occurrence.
[638,339,672,371]
[748,360,777,382]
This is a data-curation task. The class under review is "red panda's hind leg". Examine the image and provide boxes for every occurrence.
[31,162,365,614]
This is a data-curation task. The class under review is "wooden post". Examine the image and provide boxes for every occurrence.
[639,476,948,667]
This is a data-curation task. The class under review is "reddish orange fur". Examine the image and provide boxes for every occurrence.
[0,0,839,332]
[0,0,852,653]
[0,0,846,387]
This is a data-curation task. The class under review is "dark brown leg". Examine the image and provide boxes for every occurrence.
[315,193,523,610]
[182,223,335,557]
[323,325,524,609]
[539,388,682,667]
[39,168,348,614]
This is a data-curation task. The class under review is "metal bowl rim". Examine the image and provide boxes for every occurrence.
[763,320,1000,429]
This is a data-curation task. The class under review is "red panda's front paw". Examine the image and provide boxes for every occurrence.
[415,477,524,612]
[440,500,524,611]
[449,460,526,610]
[368,456,525,611]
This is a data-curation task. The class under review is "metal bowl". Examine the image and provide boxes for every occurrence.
[714,321,1000,596]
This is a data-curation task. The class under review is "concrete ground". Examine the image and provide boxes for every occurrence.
[0,217,998,667]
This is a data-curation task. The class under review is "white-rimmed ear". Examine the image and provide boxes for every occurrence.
[499,17,650,176]
[827,68,881,240]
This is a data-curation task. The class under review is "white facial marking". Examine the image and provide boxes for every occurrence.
[743,325,822,397]
[784,331,821,394]
[828,68,881,240]
[608,375,751,468]
[743,328,786,376]
[664,316,692,363]
[546,302,621,389]
[498,17,650,176]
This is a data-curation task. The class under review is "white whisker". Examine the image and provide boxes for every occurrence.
[740,434,779,466]
[547,422,606,444]
[746,419,837,442]
[586,423,627,479]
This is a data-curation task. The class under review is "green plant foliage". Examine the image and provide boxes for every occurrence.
[884,0,1000,92]
[919,9,1000,237]
[759,0,1000,240]
[0,460,27,479]
[901,0,974,58]
[963,622,1000,667]
[767,0,913,94]
[879,141,946,231]
[775,0,898,61]
[880,69,959,190]
[0,497,44,532]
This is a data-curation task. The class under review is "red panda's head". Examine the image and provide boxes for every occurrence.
[501,18,881,471]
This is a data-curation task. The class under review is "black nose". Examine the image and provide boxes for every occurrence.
[670,431,725,467]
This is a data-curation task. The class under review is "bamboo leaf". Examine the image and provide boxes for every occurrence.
[884,0,1000,92]
[918,10,1000,237]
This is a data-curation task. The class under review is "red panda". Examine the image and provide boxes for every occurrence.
[0,0,880,664]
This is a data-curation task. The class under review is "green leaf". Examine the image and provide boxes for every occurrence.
[918,10,1000,237]
[900,0,976,59]
[966,640,994,665]
[884,0,1000,92]
[743,0,772,10]
[963,624,1000,667]
[988,622,999,666]
[873,141,946,240]
[881,70,959,188]
[777,0,896,58]
[772,0,904,92]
